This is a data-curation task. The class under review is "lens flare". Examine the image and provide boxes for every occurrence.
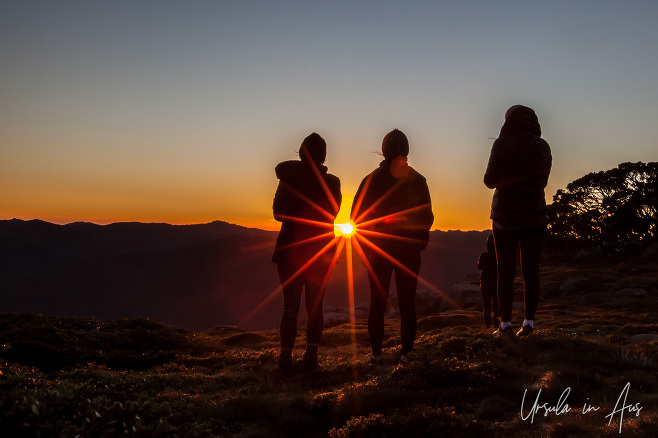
[335,222,354,237]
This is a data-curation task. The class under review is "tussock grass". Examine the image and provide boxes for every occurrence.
[1,255,657,437]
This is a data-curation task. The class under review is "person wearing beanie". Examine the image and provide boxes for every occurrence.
[351,129,434,364]
[484,105,552,337]
[272,132,342,373]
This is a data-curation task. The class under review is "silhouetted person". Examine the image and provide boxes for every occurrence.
[477,234,500,328]
[484,105,552,337]
[351,129,434,364]
[272,133,342,372]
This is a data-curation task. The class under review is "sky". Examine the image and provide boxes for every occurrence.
[2,1,658,231]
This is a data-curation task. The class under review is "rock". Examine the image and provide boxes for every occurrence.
[617,288,647,297]
[324,312,349,326]
[417,288,441,305]
[560,277,589,294]
[627,334,658,343]
[449,283,482,307]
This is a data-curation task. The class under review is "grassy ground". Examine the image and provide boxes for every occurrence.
[1,255,657,437]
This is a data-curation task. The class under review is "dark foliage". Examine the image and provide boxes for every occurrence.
[548,162,657,249]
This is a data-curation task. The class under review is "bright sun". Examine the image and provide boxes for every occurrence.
[335,222,355,237]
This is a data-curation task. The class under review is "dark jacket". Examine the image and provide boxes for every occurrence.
[272,160,341,267]
[484,106,552,228]
[351,158,434,260]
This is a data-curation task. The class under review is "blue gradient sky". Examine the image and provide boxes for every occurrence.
[2,1,657,230]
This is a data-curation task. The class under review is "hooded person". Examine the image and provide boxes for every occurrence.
[484,105,552,337]
[272,132,342,373]
[351,129,434,364]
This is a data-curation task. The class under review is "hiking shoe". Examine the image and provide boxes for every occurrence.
[302,350,319,372]
[493,325,514,336]
[516,325,533,337]
[277,355,293,375]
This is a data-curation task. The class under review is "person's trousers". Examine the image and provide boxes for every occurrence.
[480,281,500,327]
[367,251,421,356]
[277,263,331,354]
[492,225,546,323]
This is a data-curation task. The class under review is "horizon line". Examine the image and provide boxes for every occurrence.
[0,216,491,234]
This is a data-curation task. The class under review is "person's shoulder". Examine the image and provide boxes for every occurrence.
[407,167,428,184]
[325,172,341,186]
[359,167,381,183]
[275,160,303,179]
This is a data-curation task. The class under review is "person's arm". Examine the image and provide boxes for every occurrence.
[329,176,342,219]
[418,178,434,230]
[272,182,289,222]
[350,175,369,222]
[484,140,509,189]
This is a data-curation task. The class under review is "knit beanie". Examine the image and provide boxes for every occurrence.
[382,129,409,160]
[299,132,326,165]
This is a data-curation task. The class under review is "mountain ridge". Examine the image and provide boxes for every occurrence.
[1,219,489,331]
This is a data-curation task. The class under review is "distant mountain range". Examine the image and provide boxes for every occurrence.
[0,219,489,331]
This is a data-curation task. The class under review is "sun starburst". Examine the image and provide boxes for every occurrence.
[244,157,446,367]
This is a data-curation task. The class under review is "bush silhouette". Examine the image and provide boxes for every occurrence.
[548,161,657,249]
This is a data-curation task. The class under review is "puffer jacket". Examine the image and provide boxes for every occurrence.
[351,158,434,259]
[272,160,341,267]
[484,106,552,228]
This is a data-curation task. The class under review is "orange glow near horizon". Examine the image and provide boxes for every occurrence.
[0,186,493,231]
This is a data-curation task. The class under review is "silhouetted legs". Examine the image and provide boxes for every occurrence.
[367,252,421,357]
[480,281,500,328]
[277,264,329,365]
[493,225,545,323]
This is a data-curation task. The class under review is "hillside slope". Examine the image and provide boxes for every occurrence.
[1,253,657,437]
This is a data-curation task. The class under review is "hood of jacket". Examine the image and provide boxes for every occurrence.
[275,160,328,182]
[500,105,541,137]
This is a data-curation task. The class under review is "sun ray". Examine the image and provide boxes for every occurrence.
[274,230,337,252]
[275,214,336,229]
[300,147,340,216]
[321,236,347,287]
[350,236,388,302]
[274,183,337,223]
[354,233,458,308]
[350,173,374,222]
[356,228,429,246]
[344,236,359,358]
[352,178,406,225]
[355,203,432,230]
[239,236,341,327]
